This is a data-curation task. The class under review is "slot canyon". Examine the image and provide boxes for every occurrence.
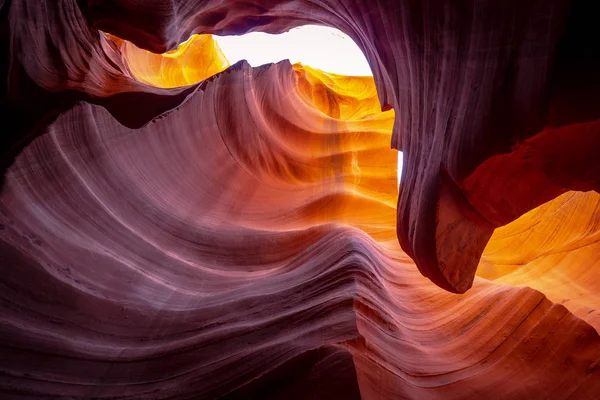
[1,1,599,399]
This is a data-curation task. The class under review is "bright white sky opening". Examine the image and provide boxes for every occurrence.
[214,25,403,185]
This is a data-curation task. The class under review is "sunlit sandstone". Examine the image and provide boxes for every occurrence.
[1,1,599,399]
[111,34,231,88]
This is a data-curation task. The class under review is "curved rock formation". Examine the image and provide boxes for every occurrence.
[4,0,600,293]
[112,34,231,88]
[3,59,599,399]
[481,190,600,330]
[1,0,599,399]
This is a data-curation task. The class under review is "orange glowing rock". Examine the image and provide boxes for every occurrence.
[294,64,385,120]
[114,34,230,88]
[480,190,600,330]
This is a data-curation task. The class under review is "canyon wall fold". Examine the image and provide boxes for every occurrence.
[3,0,600,293]
[1,0,600,398]
[2,60,599,399]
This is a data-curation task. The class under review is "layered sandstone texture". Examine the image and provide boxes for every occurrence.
[1,0,599,399]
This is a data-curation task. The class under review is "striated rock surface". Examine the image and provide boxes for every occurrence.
[2,60,599,399]
[3,0,600,292]
[1,0,600,399]
[480,190,600,330]
[112,34,231,88]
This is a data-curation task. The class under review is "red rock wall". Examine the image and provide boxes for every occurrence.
[1,0,599,398]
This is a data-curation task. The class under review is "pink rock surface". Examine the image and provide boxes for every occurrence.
[1,0,600,398]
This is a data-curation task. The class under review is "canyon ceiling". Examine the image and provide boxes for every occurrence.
[1,0,599,399]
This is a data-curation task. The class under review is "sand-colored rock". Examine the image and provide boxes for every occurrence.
[1,0,599,398]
